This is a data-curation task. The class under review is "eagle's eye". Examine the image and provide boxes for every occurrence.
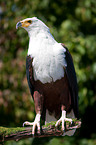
[27,20,32,23]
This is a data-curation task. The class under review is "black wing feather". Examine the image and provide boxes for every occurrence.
[62,44,79,119]
[26,55,34,97]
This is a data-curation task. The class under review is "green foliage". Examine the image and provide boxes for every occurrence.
[0,0,96,144]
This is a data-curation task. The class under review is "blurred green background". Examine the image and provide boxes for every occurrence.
[0,0,96,144]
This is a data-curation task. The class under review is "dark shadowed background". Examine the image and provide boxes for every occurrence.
[0,0,96,144]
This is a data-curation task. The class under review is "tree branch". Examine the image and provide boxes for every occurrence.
[0,119,81,143]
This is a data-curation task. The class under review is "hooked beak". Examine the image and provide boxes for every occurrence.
[16,21,22,29]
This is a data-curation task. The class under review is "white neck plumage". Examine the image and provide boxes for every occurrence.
[27,25,67,84]
[27,27,56,56]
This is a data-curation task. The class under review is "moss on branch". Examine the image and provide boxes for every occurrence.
[0,119,81,143]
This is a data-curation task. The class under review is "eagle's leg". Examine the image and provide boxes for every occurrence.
[55,106,72,131]
[23,91,44,135]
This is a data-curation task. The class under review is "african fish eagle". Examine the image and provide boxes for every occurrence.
[16,17,79,136]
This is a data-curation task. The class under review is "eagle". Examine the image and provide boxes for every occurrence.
[16,17,79,136]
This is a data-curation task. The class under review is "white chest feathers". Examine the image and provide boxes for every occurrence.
[28,37,67,84]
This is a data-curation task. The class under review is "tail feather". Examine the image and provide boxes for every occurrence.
[45,109,57,125]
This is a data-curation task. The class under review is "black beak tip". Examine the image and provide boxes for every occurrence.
[16,22,22,29]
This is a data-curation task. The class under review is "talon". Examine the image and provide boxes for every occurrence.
[23,113,41,135]
[55,110,73,131]
[71,120,73,125]
[23,121,27,127]
[23,123,25,127]
[23,121,33,127]
[55,117,62,127]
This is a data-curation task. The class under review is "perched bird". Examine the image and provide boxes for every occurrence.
[16,17,79,135]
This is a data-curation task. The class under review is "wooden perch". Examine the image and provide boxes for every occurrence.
[0,119,81,143]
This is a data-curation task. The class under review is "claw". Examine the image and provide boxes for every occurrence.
[55,110,72,131]
[23,121,33,127]
[23,113,41,135]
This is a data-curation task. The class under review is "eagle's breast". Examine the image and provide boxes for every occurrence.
[29,41,67,84]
